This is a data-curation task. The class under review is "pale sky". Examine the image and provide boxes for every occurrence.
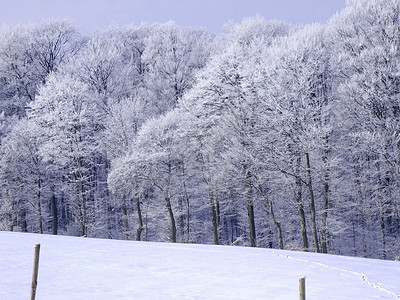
[0,0,348,33]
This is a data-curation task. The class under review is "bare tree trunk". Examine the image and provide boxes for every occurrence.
[74,172,87,237]
[209,188,220,245]
[20,208,28,233]
[181,165,191,243]
[178,197,185,242]
[295,156,308,250]
[51,183,58,235]
[80,179,87,237]
[297,191,308,250]
[78,156,88,237]
[216,196,220,226]
[180,162,191,243]
[245,169,256,247]
[247,199,256,247]
[255,184,284,249]
[165,195,177,243]
[380,204,387,259]
[51,194,58,235]
[305,153,319,253]
[186,193,190,243]
[269,200,283,249]
[121,195,129,240]
[320,180,329,253]
[37,176,43,234]
[265,198,283,249]
[135,193,143,241]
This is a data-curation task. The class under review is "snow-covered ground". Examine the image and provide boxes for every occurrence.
[0,231,399,299]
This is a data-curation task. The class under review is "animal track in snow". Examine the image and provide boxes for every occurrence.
[280,253,400,299]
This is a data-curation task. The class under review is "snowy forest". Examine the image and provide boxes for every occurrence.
[0,0,399,260]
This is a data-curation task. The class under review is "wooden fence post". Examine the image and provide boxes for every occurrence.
[30,244,41,300]
[299,276,306,300]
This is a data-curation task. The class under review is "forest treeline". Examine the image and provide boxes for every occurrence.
[0,0,399,259]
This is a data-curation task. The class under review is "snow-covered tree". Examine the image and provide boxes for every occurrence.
[28,73,102,236]
[142,21,213,114]
[0,20,81,117]
[330,0,400,259]
[0,118,49,233]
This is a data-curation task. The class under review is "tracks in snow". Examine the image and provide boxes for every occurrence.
[280,253,400,299]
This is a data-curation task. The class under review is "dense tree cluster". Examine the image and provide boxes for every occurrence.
[0,0,399,259]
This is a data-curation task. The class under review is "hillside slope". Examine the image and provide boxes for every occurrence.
[0,232,399,299]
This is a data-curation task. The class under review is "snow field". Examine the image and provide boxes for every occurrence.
[0,231,399,299]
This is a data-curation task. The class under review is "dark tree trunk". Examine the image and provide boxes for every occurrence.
[320,180,329,253]
[245,169,256,247]
[209,189,220,245]
[255,184,284,249]
[20,208,28,233]
[186,194,190,243]
[136,193,143,241]
[73,164,87,237]
[178,197,185,242]
[165,196,177,243]
[295,174,308,250]
[121,196,129,240]
[75,175,87,237]
[269,200,283,250]
[380,204,387,260]
[51,192,58,235]
[37,176,43,234]
[79,180,87,237]
[305,153,319,253]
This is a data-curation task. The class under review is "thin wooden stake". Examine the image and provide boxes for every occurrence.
[299,276,306,300]
[30,244,41,300]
